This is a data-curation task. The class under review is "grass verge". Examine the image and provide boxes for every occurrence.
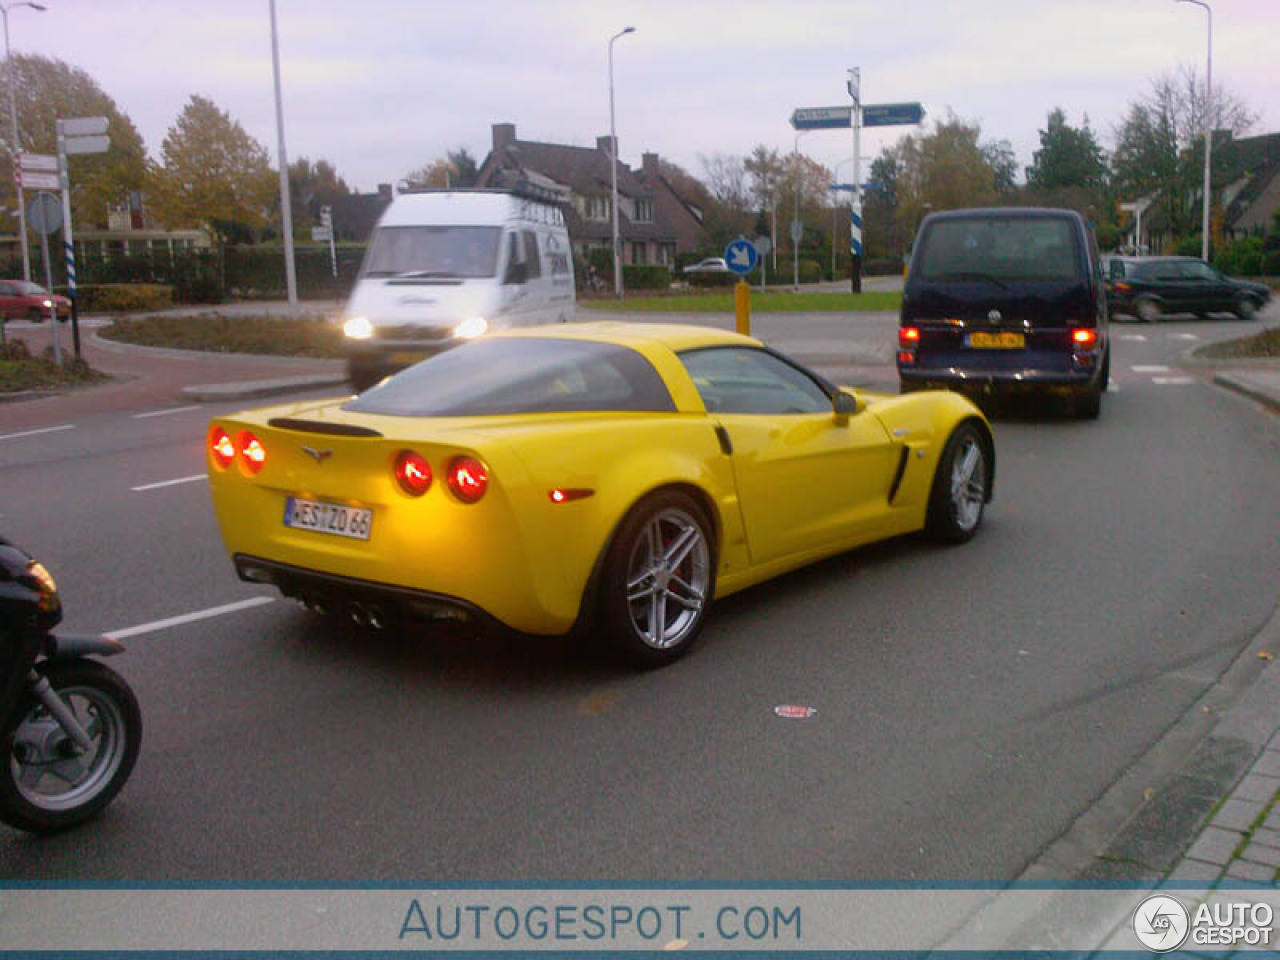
[100,312,347,357]
[1197,326,1280,359]
[0,339,108,393]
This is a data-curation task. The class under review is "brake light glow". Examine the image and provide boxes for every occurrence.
[239,432,266,473]
[549,488,594,504]
[1072,328,1099,348]
[1114,281,1132,293]
[394,450,433,496]
[448,457,489,503]
[899,327,921,347]
[210,427,235,469]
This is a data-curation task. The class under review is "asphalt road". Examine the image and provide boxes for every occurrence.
[2,310,1279,882]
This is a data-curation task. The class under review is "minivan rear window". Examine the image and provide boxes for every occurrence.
[914,216,1081,283]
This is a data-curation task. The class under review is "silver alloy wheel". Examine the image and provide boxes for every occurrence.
[11,684,129,812]
[1238,298,1257,319]
[1136,299,1161,323]
[625,507,711,650]
[950,436,986,533]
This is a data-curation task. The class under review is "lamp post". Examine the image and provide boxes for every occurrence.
[792,129,810,290]
[1177,0,1213,262]
[269,0,297,309]
[608,25,634,302]
[2,0,44,284]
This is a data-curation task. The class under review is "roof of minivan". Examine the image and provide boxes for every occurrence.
[923,207,1083,221]
[378,190,558,228]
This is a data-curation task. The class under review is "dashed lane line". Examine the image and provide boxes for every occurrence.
[131,474,208,492]
[132,405,202,420]
[0,424,75,442]
[1132,365,1171,373]
[105,596,276,640]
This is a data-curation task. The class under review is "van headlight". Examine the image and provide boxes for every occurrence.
[343,316,373,340]
[453,316,488,339]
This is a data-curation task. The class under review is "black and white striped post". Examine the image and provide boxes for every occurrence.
[56,116,110,360]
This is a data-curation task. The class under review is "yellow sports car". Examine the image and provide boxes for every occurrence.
[206,322,994,666]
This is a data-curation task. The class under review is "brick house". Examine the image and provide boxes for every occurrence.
[474,123,706,267]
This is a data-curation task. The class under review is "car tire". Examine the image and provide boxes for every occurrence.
[925,423,989,545]
[1074,379,1103,420]
[26,308,42,323]
[1136,298,1162,323]
[1236,297,1259,321]
[596,490,715,668]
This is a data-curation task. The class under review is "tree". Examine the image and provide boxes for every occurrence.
[1026,108,1108,190]
[147,95,276,245]
[744,145,784,219]
[403,147,479,189]
[289,156,351,227]
[698,152,754,245]
[0,55,147,230]
[1111,66,1256,244]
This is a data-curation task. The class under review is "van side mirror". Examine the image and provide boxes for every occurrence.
[833,390,863,418]
[504,262,528,285]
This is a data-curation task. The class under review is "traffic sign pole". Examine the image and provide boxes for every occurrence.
[849,68,863,294]
[56,116,110,359]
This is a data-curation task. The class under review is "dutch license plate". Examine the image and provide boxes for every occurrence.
[391,352,428,365]
[967,331,1025,349]
[284,497,373,541]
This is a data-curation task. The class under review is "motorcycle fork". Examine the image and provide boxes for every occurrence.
[27,670,94,751]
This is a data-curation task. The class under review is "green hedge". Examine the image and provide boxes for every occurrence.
[622,265,672,290]
[1214,236,1265,277]
[74,284,174,313]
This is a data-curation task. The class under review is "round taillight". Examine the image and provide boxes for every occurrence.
[899,326,921,347]
[239,432,266,473]
[1072,328,1099,347]
[394,450,433,496]
[210,427,235,469]
[447,456,489,504]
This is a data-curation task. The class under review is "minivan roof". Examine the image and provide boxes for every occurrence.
[922,206,1083,222]
[379,190,562,228]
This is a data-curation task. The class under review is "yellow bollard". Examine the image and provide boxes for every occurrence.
[734,279,751,336]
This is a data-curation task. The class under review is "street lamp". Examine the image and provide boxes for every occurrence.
[2,0,45,283]
[608,25,634,302]
[1177,0,1213,261]
[792,129,811,290]
[268,0,297,309]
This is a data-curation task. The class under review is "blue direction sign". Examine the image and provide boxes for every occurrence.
[863,102,925,128]
[791,102,924,130]
[724,238,759,275]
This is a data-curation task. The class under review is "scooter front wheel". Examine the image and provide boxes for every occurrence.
[0,659,141,834]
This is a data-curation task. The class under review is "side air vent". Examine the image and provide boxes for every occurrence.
[267,418,383,438]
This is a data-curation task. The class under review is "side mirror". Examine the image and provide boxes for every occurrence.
[833,390,863,418]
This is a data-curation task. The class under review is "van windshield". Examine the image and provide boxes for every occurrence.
[362,225,501,279]
[915,216,1081,283]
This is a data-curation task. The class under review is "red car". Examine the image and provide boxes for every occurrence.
[0,280,72,322]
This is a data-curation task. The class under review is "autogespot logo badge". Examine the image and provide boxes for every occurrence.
[1133,894,1191,952]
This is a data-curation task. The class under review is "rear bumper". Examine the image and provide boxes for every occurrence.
[234,554,501,633]
[899,367,1098,391]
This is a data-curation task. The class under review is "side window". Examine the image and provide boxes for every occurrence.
[679,347,831,415]
[522,231,542,280]
[503,232,525,285]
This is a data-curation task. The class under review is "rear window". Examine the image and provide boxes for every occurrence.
[344,338,676,417]
[914,216,1082,283]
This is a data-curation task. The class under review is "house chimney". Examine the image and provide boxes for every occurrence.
[493,123,516,151]
[597,135,617,158]
[642,152,660,178]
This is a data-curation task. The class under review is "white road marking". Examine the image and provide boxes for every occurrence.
[1118,334,1149,342]
[105,596,276,640]
[1107,383,1121,393]
[1132,365,1171,373]
[131,474,208,492]
[132,405,202,420]
[0,423,74,442]
[1153,376,1196,385]
[1169,333,1200,341]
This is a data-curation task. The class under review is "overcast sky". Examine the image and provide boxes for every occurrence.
[15,0,1278,195]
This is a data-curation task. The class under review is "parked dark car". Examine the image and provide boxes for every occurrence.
[898,207,1110,419]
[1105,256,1271,322]
[0,280,71,322]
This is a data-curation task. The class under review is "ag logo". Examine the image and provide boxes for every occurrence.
[1133,894,1190,952]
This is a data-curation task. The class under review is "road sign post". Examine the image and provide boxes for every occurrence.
[321,206,337,278]
[57,116,110,358]
[724,238,759,335]
[27,191,63,365]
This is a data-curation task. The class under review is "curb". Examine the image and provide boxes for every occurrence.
[1212,372,1280,414]
[183,373,350,402]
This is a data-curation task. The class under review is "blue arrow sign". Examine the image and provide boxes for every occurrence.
[724,239,759,275]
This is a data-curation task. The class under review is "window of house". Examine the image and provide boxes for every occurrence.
[635,199,654,223]
[586,196,611,221]
[632,242,647,265]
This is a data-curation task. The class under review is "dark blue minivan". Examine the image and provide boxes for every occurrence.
[897,207,1109,419]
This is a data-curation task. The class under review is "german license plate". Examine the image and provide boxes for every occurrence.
[967,331,1025,349]
[284,497,373,541]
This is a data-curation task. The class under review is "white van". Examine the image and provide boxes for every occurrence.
[342,184,575,390]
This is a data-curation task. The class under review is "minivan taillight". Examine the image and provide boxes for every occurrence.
[1071,328,1099,348]
[899,327,921,347]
